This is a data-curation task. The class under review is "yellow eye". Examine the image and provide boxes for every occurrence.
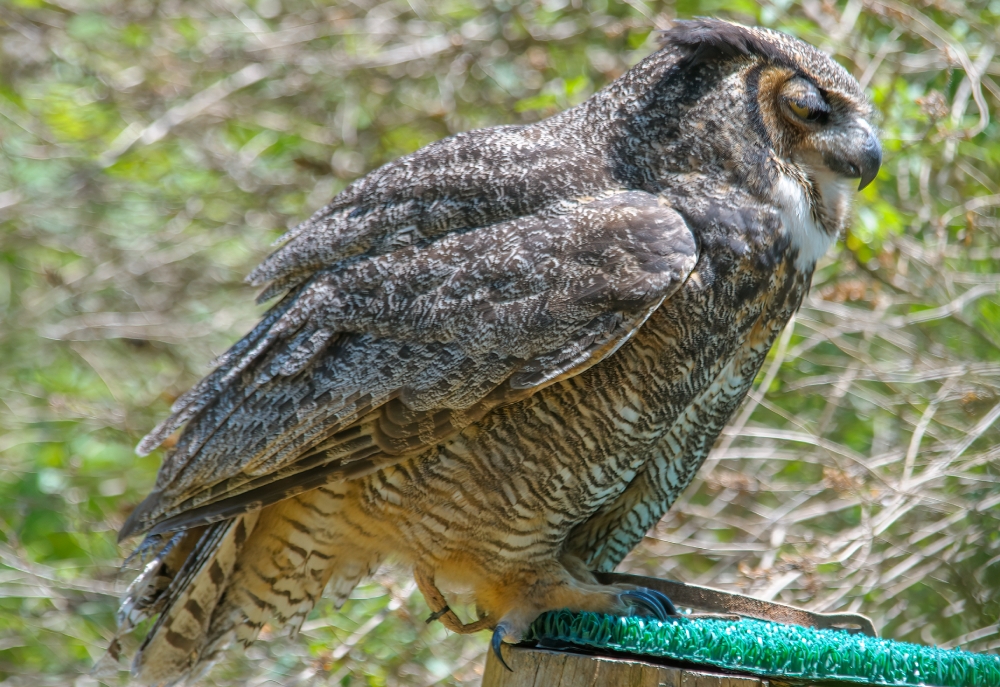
[789,100,811,119]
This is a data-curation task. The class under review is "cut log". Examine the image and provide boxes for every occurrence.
[482,646,769,687]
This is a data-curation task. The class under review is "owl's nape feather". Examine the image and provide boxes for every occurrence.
[116,18,879,684]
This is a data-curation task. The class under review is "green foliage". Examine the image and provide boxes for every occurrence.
[1,1,998,686]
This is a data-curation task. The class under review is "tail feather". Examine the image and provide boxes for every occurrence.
[203,486,379,650]
[117,531,196,633]
[130,514,259,686]
[115,488,381,685]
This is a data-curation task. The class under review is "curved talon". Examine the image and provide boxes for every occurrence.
[620,587,677,621]
[425,605,451,624]
[491,624,513,672]
[414,564,493,633]
[620,589,666,620]
[641,587,678,616]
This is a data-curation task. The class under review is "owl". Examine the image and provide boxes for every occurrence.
[111,19,880,684]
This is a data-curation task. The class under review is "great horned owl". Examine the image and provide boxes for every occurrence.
[113,19,880,684]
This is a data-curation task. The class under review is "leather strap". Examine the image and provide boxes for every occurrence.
[595,571,878,637]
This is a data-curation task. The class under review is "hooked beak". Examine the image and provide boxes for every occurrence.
[821,122,882,191]
[855,129,882,191]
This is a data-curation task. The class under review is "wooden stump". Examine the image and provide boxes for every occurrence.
[483,646,770,687]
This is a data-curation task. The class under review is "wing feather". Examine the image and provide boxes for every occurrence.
[246,121,601,294]
[121,190,697,541]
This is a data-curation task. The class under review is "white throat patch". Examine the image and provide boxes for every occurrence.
[774,173,838,271]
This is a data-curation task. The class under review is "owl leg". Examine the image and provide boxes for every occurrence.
[557,552,599,583]
[556,555,676,616]
[485,559,677,667]
[556,554,676,616]
[414,563,493,633]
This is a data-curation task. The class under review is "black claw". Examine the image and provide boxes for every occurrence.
[491,624,513,672]
[621,589,666,620]
[642,587,678,616]
[425,605,451,624]
[620,587,677,621]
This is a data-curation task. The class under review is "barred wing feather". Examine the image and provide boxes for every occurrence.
[120,191,697,541]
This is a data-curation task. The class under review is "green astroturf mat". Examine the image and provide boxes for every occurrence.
[527,611,1000,687]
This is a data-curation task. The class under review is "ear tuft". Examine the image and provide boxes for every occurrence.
[661,19,794,68]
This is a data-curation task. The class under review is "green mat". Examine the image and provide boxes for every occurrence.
[527,611,1000,687]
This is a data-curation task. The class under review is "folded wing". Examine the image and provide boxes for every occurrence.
[121,190,698,540]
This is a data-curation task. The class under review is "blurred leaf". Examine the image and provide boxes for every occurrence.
[2,0,999,685]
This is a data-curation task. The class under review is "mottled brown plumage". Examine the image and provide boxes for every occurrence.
[112,19,880,685]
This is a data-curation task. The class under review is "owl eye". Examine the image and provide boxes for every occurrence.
[780,77,830,125]
[788,100,819,121]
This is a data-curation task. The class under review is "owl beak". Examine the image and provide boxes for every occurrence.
[855,129,882,191]
[821,122,882,191]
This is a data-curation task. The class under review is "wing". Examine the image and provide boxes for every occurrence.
[245,117,617,302]
[121,191,697,540]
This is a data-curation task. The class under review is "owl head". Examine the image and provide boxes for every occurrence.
[611,19,881,250]
[667,19,881,189]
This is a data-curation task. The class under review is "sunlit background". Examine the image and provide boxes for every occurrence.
[1,0,999,684]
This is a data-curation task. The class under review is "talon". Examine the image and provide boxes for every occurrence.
[491,623,513,672]
[620,587,676,621]
[425,605,451,624]
[642,587,677,616]
[620,589,665,620]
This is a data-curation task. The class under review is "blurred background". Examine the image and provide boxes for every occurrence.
[1,0,999,684]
